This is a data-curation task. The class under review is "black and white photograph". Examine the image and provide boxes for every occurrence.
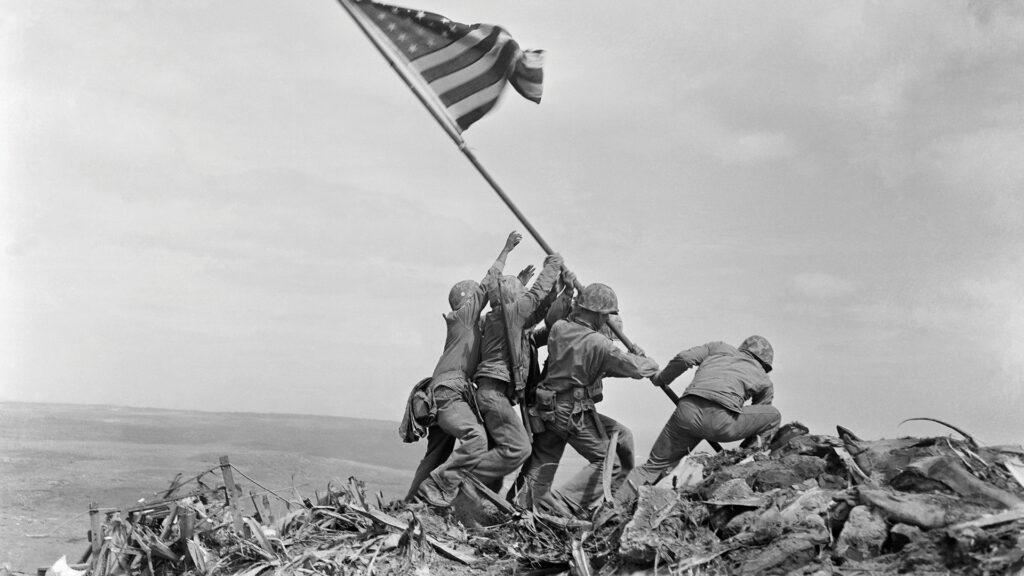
[2,1,1023,574]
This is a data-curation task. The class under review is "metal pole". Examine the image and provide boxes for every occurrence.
[335,1,695,419]
[335,0,463,146]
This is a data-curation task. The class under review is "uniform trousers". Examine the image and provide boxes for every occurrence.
[516,398,634,513]
[629,395,780,489]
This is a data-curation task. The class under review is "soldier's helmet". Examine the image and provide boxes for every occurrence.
[488,275,527,307]
[739,335,774,371]
[577,283,619,314]
[448,280,479,310]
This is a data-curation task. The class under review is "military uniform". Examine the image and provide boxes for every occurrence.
[516,295,658,513]
[470,255,563,488]
[627,339,780,490]
[406,264,504,503]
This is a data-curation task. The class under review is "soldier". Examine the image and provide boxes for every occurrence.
[411,231,523,507]
[469,252,565,490]
[620,336,780,499]
[516,282,659,514]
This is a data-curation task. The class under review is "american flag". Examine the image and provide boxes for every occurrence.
[348,0,544,131]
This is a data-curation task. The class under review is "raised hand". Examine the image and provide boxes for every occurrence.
[517,264,536,285]
[561,268,577,289]
[504,231,523,253]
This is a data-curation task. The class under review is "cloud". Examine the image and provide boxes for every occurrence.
[791,272,855,300]
[714,130,798,166]
[920,128,1024,228]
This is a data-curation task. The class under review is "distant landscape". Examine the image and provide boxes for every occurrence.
[0,402,429,571]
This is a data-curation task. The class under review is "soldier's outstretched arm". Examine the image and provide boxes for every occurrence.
[601,344,659,379]
[481,231,523,287]
[650,343,714,387]
[516,252,563,318]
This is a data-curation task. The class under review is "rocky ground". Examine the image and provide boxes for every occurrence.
[16,421,1023,575]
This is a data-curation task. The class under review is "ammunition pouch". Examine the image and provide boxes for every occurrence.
[526,405,547,433]
[534,388,558,423]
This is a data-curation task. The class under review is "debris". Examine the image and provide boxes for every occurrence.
[1004,456,1024,490]
[886,522,923,552]
[44,557,84,576]
[834,505,887,560]
[898,417,978,446]
[618,486,713,564]
[41,423,1024,575]
[896,455,1024,508]
[653,456,703,491]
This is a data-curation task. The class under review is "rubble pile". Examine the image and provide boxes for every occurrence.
[32,423,1024,576]
[611,422,1024,574]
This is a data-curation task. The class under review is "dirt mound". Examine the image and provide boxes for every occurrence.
[17,424,1024,575]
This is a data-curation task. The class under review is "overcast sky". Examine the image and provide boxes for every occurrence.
[2,0,1022,450]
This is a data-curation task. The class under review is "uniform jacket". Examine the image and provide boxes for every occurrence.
[431,261,502,380]
[539,317,659,400]
[653,341,774,413]
[474,259,561,396]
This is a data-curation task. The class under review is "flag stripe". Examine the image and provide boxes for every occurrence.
[448,77,507,122]
[426,32,510,96]
[438,41,517,106]
[419,27,502,83]
[353,1,543,132]
[411,25,493,74]
[510,78,542,103]
[454,98,499,130]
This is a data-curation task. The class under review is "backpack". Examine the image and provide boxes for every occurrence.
[398,377,435,443]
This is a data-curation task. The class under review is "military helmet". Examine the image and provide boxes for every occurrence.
[739,335,774,371]
[488,275,526,307]
[448,279,479,310]
[577,283,619,314]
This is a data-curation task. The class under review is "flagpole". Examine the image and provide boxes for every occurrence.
[335,0,651,358]
[335,0,463,145]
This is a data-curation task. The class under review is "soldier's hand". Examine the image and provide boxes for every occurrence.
[517,264,536,285]
[561,268,577,289]
[649,370,663,386]
[544,252,564,268]
[607,313,623,334]
[630,343,646,357]
[505,231,523,252]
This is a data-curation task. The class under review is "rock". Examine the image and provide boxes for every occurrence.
[654,457,704,492]
[885,522,923,552]
[834,505,887,561]
[701,454,829,496]
[817,473,846,490]
[895,455,1024,509]
[858,488,986,529]
[779,487,835,525]
[753,455,828,491]
[619,486,713,563]
[721,509,758,537]
[706,477,763,507]
[735,533,821,575]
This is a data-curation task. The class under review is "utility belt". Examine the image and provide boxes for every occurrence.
[423,372,484,424]
[532,383,604,421]
[533,383,608,440]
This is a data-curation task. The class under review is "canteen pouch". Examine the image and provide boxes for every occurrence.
[526,405,547,433]
[534,388,557,423]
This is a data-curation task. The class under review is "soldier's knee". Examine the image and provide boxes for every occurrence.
[616,426,635,451]
[462,429,488,455]
[505,435,531,467]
